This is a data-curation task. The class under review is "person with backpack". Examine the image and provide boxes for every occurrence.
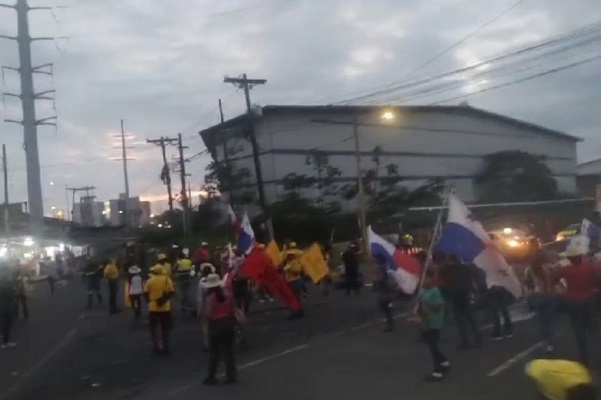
[144,265,175,355]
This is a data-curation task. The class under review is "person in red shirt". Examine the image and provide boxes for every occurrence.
[202,273,237,385]
[554,245,600,366]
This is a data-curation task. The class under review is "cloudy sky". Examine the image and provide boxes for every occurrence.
[0,0,600,215]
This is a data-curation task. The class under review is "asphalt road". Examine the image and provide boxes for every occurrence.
[0,280,596,400]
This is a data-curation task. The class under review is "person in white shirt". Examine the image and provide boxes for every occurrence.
[128,266,144,319]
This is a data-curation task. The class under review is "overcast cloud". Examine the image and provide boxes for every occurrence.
[0,0,600,214]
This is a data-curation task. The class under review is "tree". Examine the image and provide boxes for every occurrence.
[475,150,559,202]
[202,161,255,206]
[305,150,342,207]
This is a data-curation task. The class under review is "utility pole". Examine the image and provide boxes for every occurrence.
[177,133,189,238]
[114,119,133,226]
[2,144,9,239]
[147,137,178,212]
[223,73,272,238]
[1,0,57,235]
[352,114,368,256]
[218,98,225,124]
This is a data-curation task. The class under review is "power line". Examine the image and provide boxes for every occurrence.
[331,0,528,105]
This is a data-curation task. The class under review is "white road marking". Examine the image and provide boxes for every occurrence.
[0,317,82,399]
[167,344,310,397]
[486,341,544,377]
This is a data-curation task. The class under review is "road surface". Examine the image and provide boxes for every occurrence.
[0,280,592,400]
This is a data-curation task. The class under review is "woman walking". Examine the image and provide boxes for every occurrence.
[203,273,237,385]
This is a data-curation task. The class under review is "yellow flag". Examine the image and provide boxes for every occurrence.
[265,240,283,267]
[299,243,329,284]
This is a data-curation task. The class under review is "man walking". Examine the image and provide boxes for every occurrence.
[342,243,361,295]
[144,265,175,355]
[104,257,120,314]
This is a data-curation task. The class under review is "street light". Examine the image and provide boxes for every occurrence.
[381,110,395,121]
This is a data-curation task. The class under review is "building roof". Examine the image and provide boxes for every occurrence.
[199,104,582,144]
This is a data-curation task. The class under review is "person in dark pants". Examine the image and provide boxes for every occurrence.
[342,243,361,295]
[373,254,393,332]
[14,270,29,321]
[417,269,450,382]
[203,274,237,385]
[440,254,482,348]
[85,260,103,309]
[0,268,17,348]
[488,285,514,340]
[144,266,175,354]
[103,258,120,314]
[553,244,600,367]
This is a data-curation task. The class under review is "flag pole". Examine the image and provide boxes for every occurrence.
[412,186,451,312]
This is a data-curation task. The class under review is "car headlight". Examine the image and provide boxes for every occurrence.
[507,239,520,248]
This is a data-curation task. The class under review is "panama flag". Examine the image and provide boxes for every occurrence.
[437,194,522,298]
[368,226,421,294]
[237,212,255,255]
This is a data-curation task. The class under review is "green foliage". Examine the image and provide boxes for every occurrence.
[475,150,559,202]
[202,161,255,207]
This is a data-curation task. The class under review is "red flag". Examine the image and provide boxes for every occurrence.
[240,248,302,312]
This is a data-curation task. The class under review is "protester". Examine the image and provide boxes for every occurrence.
[526,359,598,400]
[342,242,361,295]
[43,257,58,294]
[144,265,175,355]
[373,254,394,332]
[283,244,304,300]
[85,259,103,309]
[416,269,450,382]
[524,251,562,354]
[155,253,172,279]
[127,265,144,320]
[202,273,237,385]
[488,285,514,340]
[0,267,17,348]
[553,244,600,367]
[103,257,120,314]
[197,263,216,351]
[14,268,30,321]
[175,248,194,313]
[194,242,211,272]
[441,254,482,349]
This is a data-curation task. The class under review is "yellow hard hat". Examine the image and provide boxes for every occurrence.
[526,359,593,400]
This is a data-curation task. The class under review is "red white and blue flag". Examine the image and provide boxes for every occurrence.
[368,226,421,294]
[237,212,255,255]
[436,194,522,298]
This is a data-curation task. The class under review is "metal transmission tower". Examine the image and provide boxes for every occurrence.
[0,0,57,234]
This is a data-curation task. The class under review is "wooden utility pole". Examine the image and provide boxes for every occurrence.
[223,73,272,238]
[176,133,189,237]
[147,137,177,212]
[2,144,9,239]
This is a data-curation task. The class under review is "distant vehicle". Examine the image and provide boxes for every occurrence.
[488,227,539,260]
[555,223,580,242]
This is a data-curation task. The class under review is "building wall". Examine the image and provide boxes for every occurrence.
[73,201,105,227]
[211,108,577,210]
[108,196,151,227]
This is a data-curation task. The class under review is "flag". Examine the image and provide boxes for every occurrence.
[240,247,302,312]
[237,212,255,255]
[437,194,522,298]
[298,243,329,284]
[368,226,421,294]
[265,240,283,267]
[226,205,236,225]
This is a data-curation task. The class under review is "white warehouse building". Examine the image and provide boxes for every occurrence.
[200,105,579,212]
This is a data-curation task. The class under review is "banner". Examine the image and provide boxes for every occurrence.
[240,247,302,312]
[265,240,283,267]
[298,243,329,284]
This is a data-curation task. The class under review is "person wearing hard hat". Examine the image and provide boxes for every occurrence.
[202,273,237,385]
[526,359,597,400]
[103,257,120,315]
[144,265,175,355]
[175,248,194,313]
[282,243,304,300]
[197,263,217,351]
[127,265,144,320]
[155,253,172,279]
[552,241,600,367]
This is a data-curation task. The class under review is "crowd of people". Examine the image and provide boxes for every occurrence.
[1,231,601,399]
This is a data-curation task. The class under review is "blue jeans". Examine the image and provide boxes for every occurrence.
[528,293,559,346]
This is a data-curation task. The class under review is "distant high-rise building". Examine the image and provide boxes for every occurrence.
[73,198,106,227]
[108,194,151,227]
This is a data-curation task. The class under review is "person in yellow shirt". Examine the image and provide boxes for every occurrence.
[144,265,175,355]
[282,243,304,300]
[155,253,173,278]
[175,249,194,313]
[103,258,120,315]
[526,359,597,400]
